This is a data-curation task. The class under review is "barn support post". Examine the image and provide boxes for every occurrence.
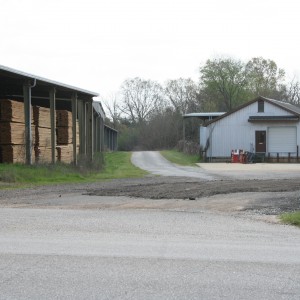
[86,100,93,161]
[23,80,33,165]
[101,120,104,151]
[183,118,186,153]
[49,88,56,164]
[78,100,86,155]
[95,117,100,152]
[72,92,78,165]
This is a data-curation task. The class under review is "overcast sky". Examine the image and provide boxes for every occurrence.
[1,0,300,100]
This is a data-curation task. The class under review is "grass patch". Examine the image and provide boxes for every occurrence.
[94,151,148,180]
[280,211,300,227]
[0,152,147,189]
[160,150,201,166]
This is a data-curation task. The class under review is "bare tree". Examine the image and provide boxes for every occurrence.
[164,78,200,114]
[102,93,121,128]
[285,77,300,105]
[120,77,164,124]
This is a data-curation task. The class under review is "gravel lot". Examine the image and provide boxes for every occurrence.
[0,151,300,217]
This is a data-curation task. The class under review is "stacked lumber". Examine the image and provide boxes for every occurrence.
[56,144,73,163]
[57,126,73,144]
[0,122,27,144]
[0,145,26,164]
[33,106,51,128]
[33,106,52,163]
[35,127,51,147]
[0,99,25,123]
[56,110,79,163]
[34,146,52,163]
[56,110,72,127]
[0,99,34,163]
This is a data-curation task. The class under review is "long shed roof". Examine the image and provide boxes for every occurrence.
[0,64,99,98]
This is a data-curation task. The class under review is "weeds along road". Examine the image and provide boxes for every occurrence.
[0,151,300,299]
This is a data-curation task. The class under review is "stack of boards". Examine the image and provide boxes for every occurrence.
[56,110,79,163]
[0,99,79,164]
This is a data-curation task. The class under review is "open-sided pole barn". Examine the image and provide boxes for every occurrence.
[0,65,113,165]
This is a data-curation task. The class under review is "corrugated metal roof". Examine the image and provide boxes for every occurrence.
[0,64,99,97]
[265,98,300,115]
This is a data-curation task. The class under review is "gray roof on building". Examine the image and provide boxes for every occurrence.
[206,96,300,125]
[0,64,99,97]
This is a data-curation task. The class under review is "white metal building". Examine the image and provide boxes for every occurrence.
[200,96,300,162]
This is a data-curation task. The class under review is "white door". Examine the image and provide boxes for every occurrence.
[268,127,297,153]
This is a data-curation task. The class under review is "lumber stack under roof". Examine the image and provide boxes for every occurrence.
[0,99,33,163]
[0,145,27,164]
[33,106,51,128]
[33,106,52,163]
[0,99,26,123]
[0,100,80,164]
[56,110,79,163]
[56,110,72,127]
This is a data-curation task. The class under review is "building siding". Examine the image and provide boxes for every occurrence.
[205,101,300,158]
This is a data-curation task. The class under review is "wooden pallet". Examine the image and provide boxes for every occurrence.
[33,106,51,128]
[0,122,36,145]
[0,144,27,163]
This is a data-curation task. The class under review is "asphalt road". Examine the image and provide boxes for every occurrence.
[1,152,300,299]
[1,205,300,299]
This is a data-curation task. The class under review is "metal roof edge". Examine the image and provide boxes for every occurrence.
[0,64,99,97]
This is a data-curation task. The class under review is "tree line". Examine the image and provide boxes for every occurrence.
[104,56,300,151]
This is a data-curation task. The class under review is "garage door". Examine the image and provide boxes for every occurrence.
[268,127,297,153]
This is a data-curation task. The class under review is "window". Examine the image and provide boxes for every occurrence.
[258,100,264,112]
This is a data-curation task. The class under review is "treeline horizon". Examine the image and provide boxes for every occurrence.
[103,56,300,151]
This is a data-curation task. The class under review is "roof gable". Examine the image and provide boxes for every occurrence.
[205,96,300,126]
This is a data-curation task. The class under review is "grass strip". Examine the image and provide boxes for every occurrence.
[0,152,147,189]
[280,211,300,227]
[160,150,201,166]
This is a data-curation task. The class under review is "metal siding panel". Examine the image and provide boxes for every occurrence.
[199,127,207,150]
[206,101,300,158]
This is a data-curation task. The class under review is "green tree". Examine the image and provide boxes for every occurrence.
[199,57,248,111]
[245,57,286,99]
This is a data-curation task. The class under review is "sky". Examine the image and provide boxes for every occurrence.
[1,0,300,101]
